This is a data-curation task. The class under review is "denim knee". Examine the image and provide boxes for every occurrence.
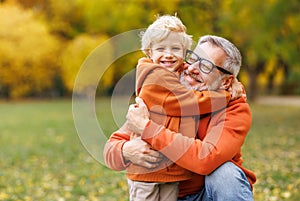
[204,162,253,201]
[206,162,240,185]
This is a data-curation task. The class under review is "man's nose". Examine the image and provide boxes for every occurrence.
[188,62,200,73]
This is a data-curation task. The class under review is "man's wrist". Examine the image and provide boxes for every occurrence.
[139,119,150,134]
[122,142,131,164]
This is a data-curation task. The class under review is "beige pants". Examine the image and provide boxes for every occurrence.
[127,179,178,201]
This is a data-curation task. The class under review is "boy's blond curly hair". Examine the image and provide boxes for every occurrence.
[140,15,192,56]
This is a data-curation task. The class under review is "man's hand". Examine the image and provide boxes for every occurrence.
[126,97,150,134]
[122,137,162,169]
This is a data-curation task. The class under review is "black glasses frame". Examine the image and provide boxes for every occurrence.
[185,50,232,75]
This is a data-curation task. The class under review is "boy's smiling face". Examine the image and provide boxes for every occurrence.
[149,32,184,72]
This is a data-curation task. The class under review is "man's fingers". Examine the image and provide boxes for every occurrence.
[142,161,160,169]
[141,156,161,168]
[135,97,143,104]
[135,97,147,108]
[142,154,158,163]
[130,153,161,169]
[140,146,162,163]
[147,149,161,158]
[128,103,136,111]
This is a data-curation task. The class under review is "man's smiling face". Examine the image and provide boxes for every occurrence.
[182,42,227,91]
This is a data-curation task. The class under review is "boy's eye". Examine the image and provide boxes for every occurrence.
[156,47,165,51]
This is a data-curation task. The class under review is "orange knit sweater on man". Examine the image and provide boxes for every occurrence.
[139,96,257,197]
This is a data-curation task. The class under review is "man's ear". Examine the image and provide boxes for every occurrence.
[221,75,234,90]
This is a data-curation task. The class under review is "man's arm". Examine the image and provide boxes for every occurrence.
[126,97,252,175]
[103,123,131,171]
[104,122,162,170]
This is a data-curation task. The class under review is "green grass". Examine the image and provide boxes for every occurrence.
[0,99,299,200]
[0,99,128,201]
[243,103,300,201]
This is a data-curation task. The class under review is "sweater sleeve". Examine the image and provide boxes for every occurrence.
[103,123,131,171]
[140,97,252,175]
[136,58,230,117]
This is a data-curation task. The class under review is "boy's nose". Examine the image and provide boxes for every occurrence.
[164,50,174,57]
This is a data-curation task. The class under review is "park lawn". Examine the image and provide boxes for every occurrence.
[243,103,300,201]
[0,99,299,201]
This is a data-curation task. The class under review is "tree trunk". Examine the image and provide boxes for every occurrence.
[267,71,275,94]
[248,70,258,101]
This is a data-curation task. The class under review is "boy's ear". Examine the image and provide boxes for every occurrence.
[221,75,234,90]
[145,49,151,58]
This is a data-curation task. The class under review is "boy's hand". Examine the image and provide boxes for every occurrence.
[229,78,246,100]
[183,62,189,70]
[171,58,184,73]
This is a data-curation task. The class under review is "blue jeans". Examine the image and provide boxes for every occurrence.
[178,162,254,201]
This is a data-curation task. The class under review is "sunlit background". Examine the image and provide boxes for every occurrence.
[0,0,299,100]
[0,0,299,200]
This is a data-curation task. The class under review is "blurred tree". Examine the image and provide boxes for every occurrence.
[60,34,112,94]
[1,0,299,98]
[12,0,86,39]
[11,0,49,10]
[0,2,60,98]
[46,0,85,39]
[178,0,223,40]
[219,0,300,99]
[80,0,180,35]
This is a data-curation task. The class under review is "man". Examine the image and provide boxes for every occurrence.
[105,35,256,200]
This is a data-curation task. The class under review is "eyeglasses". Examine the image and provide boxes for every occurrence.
[185,50,232,75]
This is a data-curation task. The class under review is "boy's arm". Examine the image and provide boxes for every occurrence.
[136,58,230,116]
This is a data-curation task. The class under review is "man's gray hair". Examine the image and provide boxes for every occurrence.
[199,35,241,77]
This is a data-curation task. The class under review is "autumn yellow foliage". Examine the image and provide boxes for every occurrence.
[0,0,300,98]
[60,34,111,93]
[0,3,60,98]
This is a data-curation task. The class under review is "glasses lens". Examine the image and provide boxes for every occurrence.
[185,51,198,64]
[199,60,213,73]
